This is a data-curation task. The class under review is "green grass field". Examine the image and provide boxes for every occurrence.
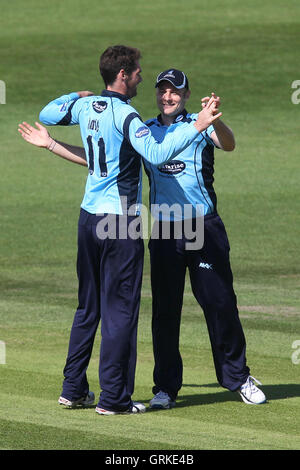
[1,0,300,451]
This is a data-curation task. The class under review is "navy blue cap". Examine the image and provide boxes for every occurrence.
[155,69,189,90]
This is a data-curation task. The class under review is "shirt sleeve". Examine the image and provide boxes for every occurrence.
[186,113,217,148]
[39,92,82,126]
[122,111,200,166]
[204,124,217,146]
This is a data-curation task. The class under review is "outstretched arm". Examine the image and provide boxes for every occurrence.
[39,90,94,126]
[124,95,222,166]
[18,122,88,167]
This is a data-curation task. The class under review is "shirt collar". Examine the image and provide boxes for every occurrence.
[157,108,189,125]
[101,89,131,103]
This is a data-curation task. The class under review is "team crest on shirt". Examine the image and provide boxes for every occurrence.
[135,126,150,138]
[92,101,108,113]
[158,160,186,175]
[175,114,184,122]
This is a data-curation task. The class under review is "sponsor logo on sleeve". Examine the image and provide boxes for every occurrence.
[135,126,150,138]
[92,101,108,113]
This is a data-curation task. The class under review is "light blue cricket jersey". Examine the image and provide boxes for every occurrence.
[39,91,200,215]
[143,110,218,220]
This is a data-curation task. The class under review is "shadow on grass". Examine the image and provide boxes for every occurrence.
[179,383,300,406]
[58,384,300,412]
[146,383,300,409]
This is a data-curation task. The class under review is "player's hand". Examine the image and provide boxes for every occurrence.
[194,95,222,132]
[76,90,94,97]
[201,92,221,109]
[18,122,52,148]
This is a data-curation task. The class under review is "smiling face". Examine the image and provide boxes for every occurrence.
[156,81,190,119]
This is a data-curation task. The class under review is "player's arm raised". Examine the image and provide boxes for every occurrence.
[201,93,235,151]
[124,96,222,166]
[194,94,222,133]
[39,91,93,126]
[210,119,235,151]
[18,121,88,167]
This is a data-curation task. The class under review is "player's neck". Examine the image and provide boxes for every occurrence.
[107,84,127,96]
[160,113,176,127]
[106,78,131,98]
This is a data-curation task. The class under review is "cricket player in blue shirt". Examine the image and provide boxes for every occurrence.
[145,70,266,408]
[18,47,222,415]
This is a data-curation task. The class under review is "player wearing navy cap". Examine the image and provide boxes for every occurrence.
[145,69,266,408]
[18,49,222,415]
[155,69,189,90]
[19,65,266,409]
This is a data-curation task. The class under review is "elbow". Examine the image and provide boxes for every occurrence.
[225,143,235,152]
[39,109,47,124]
[39,108,51,125]
[223,139,235,152]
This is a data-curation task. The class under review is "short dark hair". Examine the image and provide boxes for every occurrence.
[99,45,141,87]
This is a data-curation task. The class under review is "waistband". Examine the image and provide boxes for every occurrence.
[78,208,141,225]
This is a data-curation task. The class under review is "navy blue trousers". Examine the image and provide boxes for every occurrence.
[149,214,249,401]
[61,209,144,412]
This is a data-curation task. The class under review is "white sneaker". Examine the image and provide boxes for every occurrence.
[149,391,176,409]
[58,391,95,407]
[238,376,266,405]
[95,401,146,415]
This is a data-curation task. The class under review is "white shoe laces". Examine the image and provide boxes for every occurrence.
[241,375,262,392]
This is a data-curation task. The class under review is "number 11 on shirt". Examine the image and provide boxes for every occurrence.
[86,135,108,177]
